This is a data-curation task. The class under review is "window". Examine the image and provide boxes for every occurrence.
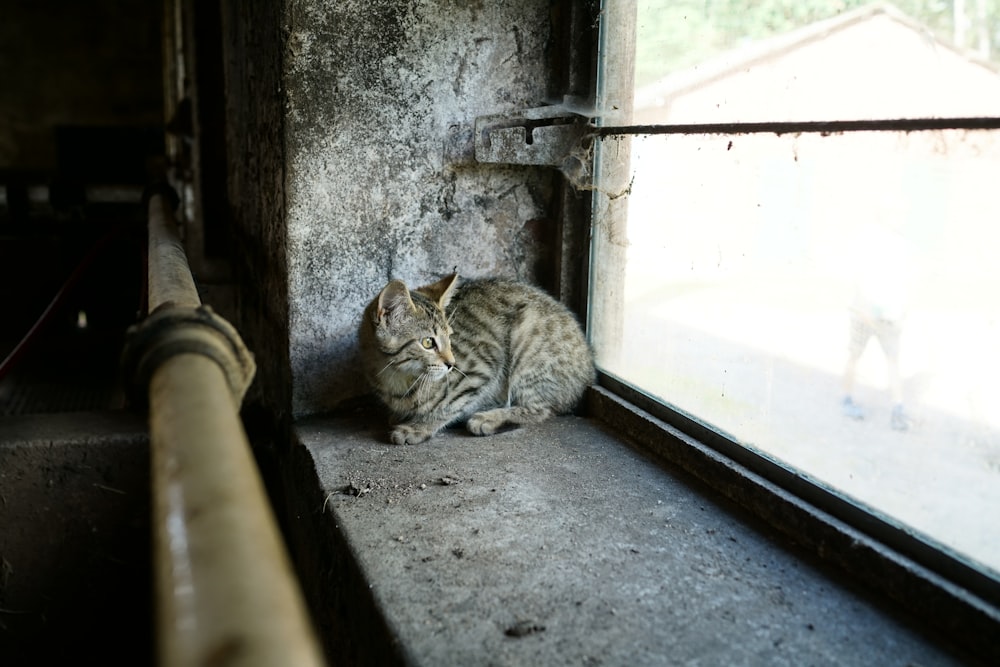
[589,0,1000,615]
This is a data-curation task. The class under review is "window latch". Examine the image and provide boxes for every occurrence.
[446,106,592,168]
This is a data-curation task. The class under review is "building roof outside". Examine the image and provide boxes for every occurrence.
[634,2,1000,124]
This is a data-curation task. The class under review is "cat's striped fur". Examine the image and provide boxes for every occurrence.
[358,273,595,445]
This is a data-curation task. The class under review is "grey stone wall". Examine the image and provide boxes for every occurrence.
[282,1,559,415]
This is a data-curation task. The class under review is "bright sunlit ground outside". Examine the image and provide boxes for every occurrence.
[596,2,1000,577]
[603,131,1000,575]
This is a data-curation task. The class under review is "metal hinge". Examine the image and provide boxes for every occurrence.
[445,106,593,168]
[475,106,592,167]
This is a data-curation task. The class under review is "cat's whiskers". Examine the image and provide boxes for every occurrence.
[403,371,428,398]
[376,358,401,376]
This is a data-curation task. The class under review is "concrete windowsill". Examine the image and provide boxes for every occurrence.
[292,410,963,666]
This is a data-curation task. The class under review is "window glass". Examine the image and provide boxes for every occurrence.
[592,1,1000,577]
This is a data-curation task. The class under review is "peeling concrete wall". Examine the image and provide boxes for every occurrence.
[283,1,560,415]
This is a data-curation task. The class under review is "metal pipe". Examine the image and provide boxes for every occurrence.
[148,190,200,310]
[141,190,325,667]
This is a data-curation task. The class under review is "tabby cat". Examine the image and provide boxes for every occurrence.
[358,273,595,445]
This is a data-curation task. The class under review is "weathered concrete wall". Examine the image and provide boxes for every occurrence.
[283,0,559,415]
[221,0,294,425]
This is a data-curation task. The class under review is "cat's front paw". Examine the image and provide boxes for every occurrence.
[467,410,505,436]
[390,423,435,445]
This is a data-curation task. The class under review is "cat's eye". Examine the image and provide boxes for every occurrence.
[419,337,436,350]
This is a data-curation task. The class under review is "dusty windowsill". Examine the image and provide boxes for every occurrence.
[289,408,964,666]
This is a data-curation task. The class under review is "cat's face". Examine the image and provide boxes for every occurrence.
[366,275,458,382]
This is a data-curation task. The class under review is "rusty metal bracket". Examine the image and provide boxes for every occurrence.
[472,106,593,167]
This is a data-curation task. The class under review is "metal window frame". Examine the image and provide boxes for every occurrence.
[583,2,1000,663]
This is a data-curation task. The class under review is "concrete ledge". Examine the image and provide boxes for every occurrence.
[292,412,964,665]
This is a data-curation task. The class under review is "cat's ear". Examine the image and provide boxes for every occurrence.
[376,280,416,326]
[417,273,459,309]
